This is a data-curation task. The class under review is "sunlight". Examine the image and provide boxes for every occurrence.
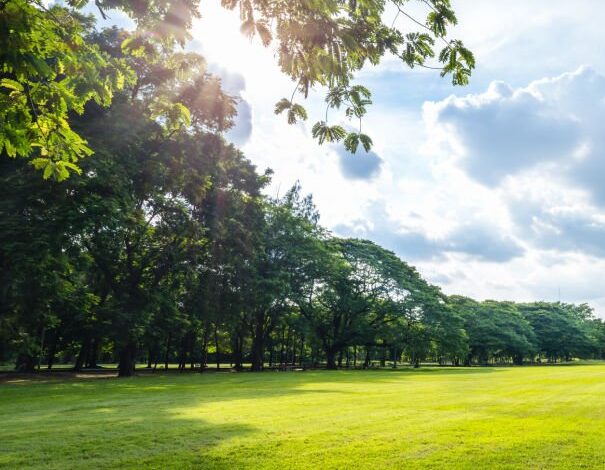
[191,1,282,92]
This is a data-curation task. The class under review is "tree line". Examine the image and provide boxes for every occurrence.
[1,4,604,377]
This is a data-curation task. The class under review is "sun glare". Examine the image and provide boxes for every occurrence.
[192,1,279,88]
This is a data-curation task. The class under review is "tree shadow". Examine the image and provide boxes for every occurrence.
[0,384,257,469]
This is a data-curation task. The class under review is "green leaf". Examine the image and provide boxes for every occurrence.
[311,122,345,145]
[0,79,24,92]
[274,98,291,115]
[359,133,373,152]
[287,103,307,124]
[344,132,360,153]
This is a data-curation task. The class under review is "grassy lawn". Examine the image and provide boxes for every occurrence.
[2,365,605,469]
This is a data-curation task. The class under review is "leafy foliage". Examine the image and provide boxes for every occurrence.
[1,0,474,178]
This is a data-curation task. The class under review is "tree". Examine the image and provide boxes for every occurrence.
[297,238,438,369]
[1,0,473,179]
[518,302,597,362]
[450,297,536,365]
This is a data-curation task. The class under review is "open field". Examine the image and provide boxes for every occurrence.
[2,364,605,469]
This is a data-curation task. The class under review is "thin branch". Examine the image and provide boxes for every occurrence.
[390,9,400,28]
[420,0,439,14]
[24,81,50,149]
[95,0,109,20]
[391,1,451,49]
[415,63,444,70]
[289,78,301,104]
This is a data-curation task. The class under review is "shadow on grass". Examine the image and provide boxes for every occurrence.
[0,385,257,469]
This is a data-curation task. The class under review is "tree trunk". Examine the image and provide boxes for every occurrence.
[37,327,46,371]
[164,333,171,370]
[46,334,57,370]
[74,339,89,372]
[200,324,210,372]
[279,327,286,367]
[250,315,265,371]
[86,336,99,368]
[298,335,305,367]
[118,341,137,377]
[325,346,337,370]
[232,331,244,370]
[214,325,220,370]
[15,353,35,372]
[146,350,153,369]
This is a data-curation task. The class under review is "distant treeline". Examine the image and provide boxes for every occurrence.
[1,26,604,377]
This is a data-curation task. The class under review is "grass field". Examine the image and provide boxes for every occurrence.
[2,364,605,469]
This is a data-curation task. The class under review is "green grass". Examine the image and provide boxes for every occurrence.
[2,365,605,469]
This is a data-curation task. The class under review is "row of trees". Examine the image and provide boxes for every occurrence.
[1,4,603,377]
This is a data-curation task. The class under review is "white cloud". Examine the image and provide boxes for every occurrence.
[423,68,601,186]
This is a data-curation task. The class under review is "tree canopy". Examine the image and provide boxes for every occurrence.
[1,0,473,179]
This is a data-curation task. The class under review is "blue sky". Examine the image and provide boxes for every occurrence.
[80,0,605,316]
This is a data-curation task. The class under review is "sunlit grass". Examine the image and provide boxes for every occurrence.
[2,365,605,469]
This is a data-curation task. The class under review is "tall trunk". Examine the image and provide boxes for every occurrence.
[353,346,357,367]
[86,336,99,368]
[190,333,196,370]
[364,347,371,368]
[46,334,57,370]
[146,349,153,369]
[298,335,304,367]
[37,327,46,371]
[214,325,220,370]
[250,314,265,371]
[285,328,291,365]
[118,341,137,377]
[74,339,89,372]
[15,353,35,372]
[200,324,210,372]
[164,333,171,370]
[232,331,244,370]
[279,327,286,366]
[325,346,337,370]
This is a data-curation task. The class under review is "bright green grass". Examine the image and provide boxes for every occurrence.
[2,365,605,469]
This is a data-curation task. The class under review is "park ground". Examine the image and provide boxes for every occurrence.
[1,364,605,469]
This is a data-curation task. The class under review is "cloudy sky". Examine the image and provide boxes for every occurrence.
[93,1,605,316]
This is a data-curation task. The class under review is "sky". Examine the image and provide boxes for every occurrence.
[85,1,605,317]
